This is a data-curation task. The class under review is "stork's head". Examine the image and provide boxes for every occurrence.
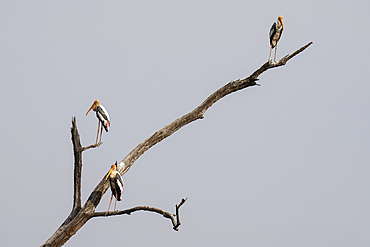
[86,100,100,115]
[278,16,284,30]
[105,164,116,180]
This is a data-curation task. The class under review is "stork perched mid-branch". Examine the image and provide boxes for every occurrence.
[86,100,110,144]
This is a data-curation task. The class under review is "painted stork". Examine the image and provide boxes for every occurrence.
[106,162,124,212]
[86,100,110,144]
[269,16,284,61]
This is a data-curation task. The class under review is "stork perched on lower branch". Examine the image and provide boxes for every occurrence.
[106,162,124,212]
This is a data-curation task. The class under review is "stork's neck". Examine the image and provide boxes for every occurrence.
[277,20,283,30]
[109,170,117,179]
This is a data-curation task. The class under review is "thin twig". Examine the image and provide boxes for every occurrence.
[174,197,188,230]
[81,142,102,152]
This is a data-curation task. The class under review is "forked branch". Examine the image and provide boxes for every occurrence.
[61,119,102,227]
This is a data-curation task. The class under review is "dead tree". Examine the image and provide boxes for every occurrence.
[41,42,313,247]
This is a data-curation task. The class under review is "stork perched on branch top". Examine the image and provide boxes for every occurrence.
[269,16,284,61]
[86,100,110,144]
[106,162,124,212]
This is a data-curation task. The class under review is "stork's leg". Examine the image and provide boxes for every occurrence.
[96,121,101,144]
[99,125,103,143]
[274,43,278,61]
[107,193,113,213]
[269,46,272,61]
[114,197,117,211]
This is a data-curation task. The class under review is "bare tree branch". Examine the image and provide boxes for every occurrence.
[89,198,188,231]
[119,42,313,175]
[42,42,313,247]
[59,117,83,227]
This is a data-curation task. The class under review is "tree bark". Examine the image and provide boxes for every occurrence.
[41,42,312,247]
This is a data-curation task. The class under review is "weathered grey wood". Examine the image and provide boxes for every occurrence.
[119,42,313,176]
[42,42,312,247]
[60,118,82,227]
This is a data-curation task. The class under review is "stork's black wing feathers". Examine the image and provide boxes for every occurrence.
[113,173,124,201]
[269,22,277,46]
[96,105,110,132]
[96,106,108,122]
[117,174,124,190]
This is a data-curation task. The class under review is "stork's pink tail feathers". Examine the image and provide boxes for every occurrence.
[104,121,110,132]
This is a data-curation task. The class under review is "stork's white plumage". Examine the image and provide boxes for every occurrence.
[106,163,124,212]
[86,100,110,144]
[269,16,284,61]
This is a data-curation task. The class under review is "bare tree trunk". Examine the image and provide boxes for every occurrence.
[41,42,312,247]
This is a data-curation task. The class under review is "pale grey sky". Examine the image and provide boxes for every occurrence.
[1,1,370,246]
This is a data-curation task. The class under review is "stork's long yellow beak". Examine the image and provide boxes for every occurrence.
[86,102,95,116]
[106,167,114,180]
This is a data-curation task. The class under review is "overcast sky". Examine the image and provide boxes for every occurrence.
[1,1,370,246]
